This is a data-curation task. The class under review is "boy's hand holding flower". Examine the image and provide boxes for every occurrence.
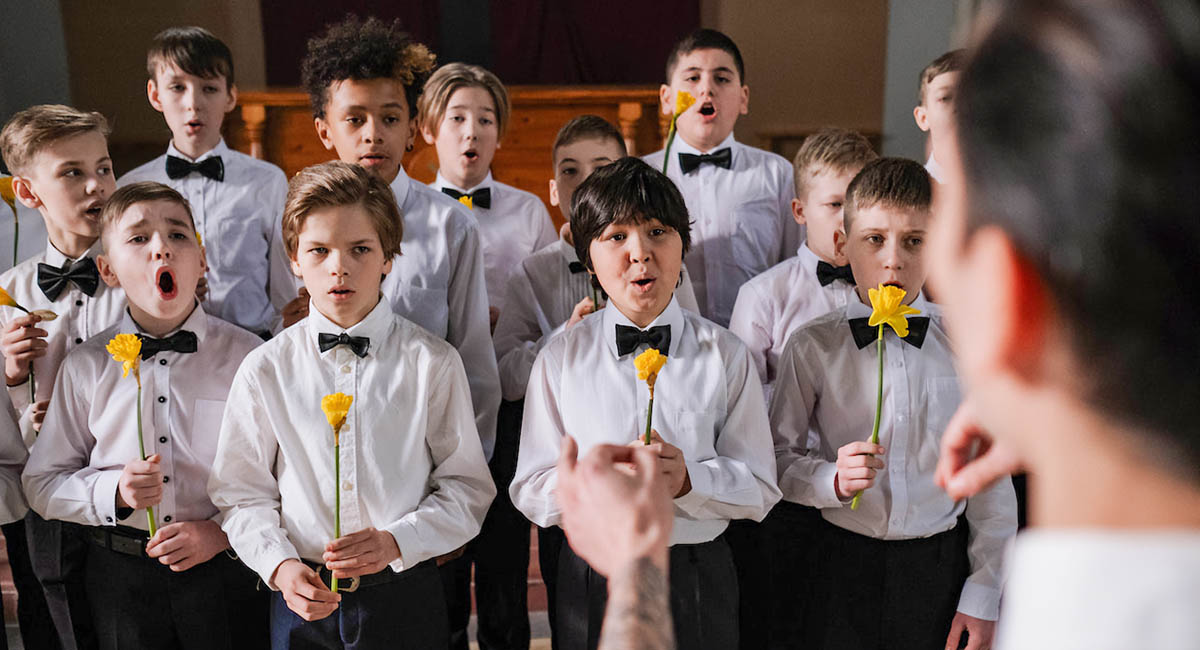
[273,559,340,622]
[2,314,48,385]
[834,441,886,500]
[146,520,229,572]
[636,429,691,498]
[322,527,401,579]
[117,453,163,510]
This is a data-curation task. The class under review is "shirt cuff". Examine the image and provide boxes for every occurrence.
[92,469,123,526]
[382,519,421,573]
[673,459,711,515]
[261,548,303,591]
[809,460,847,509]
[956,580,1002,621]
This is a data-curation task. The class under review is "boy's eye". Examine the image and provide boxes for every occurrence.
[63,168,81,178]
[908,237,924,247]
[128,235,147,244]
[345,116,362,125]
[716,75,730,84]
[310,247,328,255]
[384,115,400,124]
[98,166,112,176]
[560,168,577,177]
[685,75,699,83]
[480,117,493,126]
[866,234,884,245]
[650,227,666,237]
[609,233,626,242]
[828,202,842,209]
[353,245,371,254]
[450,115,465,123]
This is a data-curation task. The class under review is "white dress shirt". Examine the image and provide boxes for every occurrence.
[208,299,496,585]
[644,134,799,327]
[387,166,501,459]
[0,200,49,274]
[925,154,945,184]
[0,398,28,524]
[511,296,781,546]
[120,139,298,335]
[431,171,557,315]
[728,244,857,397]
[22,305,261,531]
[770,294,1017,620]
[493,238,701,401]
[998,530,1200,650]
[0,239,126,445]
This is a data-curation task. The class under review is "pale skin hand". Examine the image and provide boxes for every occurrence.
[566,296,596,328]
[145,520,229,572]
[632,430,691,498]
[945,612,996,650]
[281,287,310,328]
[834,441,886,500]
[195,275,209,302]
[116,454,163,510]
[2,314,47,386]
[322,527,401,579]
[31,399,49,431]
[273,558,340,622]
[935,400,1023,501]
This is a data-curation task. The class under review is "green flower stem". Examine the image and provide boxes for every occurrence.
[644,389,655,446]
[591,282,598,309]
[851,326,885,510]
[661,121,679,175]
[13,207,18,268]
[333,438,341,594]
[135,380,157,536]
[28,367,34,408]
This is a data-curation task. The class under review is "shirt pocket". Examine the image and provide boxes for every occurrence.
[670,408,717,458]
[386,283,450,338]
[191,398,227,447]
[216,216,264,270]
[920,377,962,472]
[730,199,783,273]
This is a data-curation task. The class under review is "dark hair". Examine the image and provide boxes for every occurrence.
[100,182,196,236]
[918,48,965,104]
[301,15,437,120]
[843,157,931,231]
[665,28,745,84]
[570,157,691,271]
[283,161,404,260]
[552,115,628,163]
[957,0,1200,472]
[147,27,235,89]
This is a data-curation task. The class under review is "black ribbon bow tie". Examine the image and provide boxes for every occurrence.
[615,324,671,356]
[816,261,855,287]
[37,257,99,300]
[318,332,371,358]
[568,261,586,274]
[678,147,732,174]
[166,155,224,181]
[441,186,492,209]
[848,316,930,350]
[137,331,198,359]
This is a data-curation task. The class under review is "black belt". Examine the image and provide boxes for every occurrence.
[301,559,429,593]
[87,525,150,557]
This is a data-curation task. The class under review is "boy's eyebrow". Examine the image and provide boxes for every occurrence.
[681,65,736,76]
[343,102,406,112]
[449,103,495,114]
[166,217,193,229]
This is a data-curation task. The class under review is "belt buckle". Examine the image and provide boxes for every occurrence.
[343,576,361,593]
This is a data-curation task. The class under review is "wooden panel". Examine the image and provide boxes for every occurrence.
[227,86,667,228]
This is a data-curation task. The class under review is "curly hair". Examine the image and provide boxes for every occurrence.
[301,15,437,119]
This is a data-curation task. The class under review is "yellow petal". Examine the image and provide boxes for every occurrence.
[867,284,920,337]
[321,392,354,432]
[195,231,203,247]
[0,177,15,211]
[105,333,142,379]
[458,195,473,210]
[0,287,18,309]
[674,91,697,118]
[634,348,668,381]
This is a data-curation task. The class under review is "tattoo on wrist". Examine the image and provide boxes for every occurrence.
[599,556,675,650]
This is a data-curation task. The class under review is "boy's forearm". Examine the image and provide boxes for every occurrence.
[599,555,675,650]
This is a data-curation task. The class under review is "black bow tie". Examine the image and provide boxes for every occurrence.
[848,316,930,350]
[568,261,586,274]
[37,257,99,300]
[441,186,492,209]
[615,324,671,356]
[137,331,198,359]
[166,155,224,181]
[318,332,370,358]
[816,261,855,287]
[678,147,732,174]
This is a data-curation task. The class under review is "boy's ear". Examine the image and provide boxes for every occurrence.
[913,105,930,132]
[791,197,805,226]
[548,178,559,207]
[833,228,848,259]
[11,176,42,210]
[147,79,165,113]
[382,255,393,277]
[289,255,303,278]
[314,117,335,151]
[222,83,239,115]
[404,118,417,152]
[659,84,674,117]
[739,84,750,116]
[420,122,436,146]
[95,253,121,289]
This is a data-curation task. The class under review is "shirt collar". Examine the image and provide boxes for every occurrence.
[166,138,228,163]
[44,238,103,267]
[796,243,821,272]
[120,301,210,345]
[306,296,393,358]
[846,290,930,320]
[389,165,412,209]
[674,132,738,158]
[602,295,684,359]
[434,171,494,195]
[555,238,581,265]
[925,154,945,184]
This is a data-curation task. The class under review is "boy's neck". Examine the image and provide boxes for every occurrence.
[615,297,672,329]
[171,137,221,162]
[441,168,489,192]
[678,130,732,155]
[46,228,99,261]
[378,163,402,186]
[129,302,197,339]
[806,243,843,268]
[313,295,382,331]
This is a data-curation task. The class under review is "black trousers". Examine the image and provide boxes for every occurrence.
[25,511,96,650]
[763,501,824,650]
[537,526,566,650]
[85,527,268,650]
[806,516,969,650]
[2,516,61,650]
[725,517,772,650]
[442,398,532,650]
[557,534,738,650]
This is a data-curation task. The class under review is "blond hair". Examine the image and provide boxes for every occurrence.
[792,128,878,199]
[417,63,511,138]
[918,49,965,105]
[282,161,403,259]
[100,182,197,238]
[0,105,110,176]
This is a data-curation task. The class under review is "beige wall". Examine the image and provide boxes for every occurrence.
[701,0,889,151]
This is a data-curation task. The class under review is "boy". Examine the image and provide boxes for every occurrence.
[0,400,28,650]
[22,181,267,649]
[419,62,557,330]
[511,157,780,650]
[913,49,963,184]
[208,161,495,648]
[121,26,297,337]
[770,157,1016,649]
[300,15,501,461]
[0,103,127,650]
[932,1,1200,647]
[643,29,798,328]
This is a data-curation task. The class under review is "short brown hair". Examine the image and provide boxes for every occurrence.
[552,115,627,165]
[792,128,878,199]
[0,105,110,176]
[147,27,235,89]
[283,161,403,259]
[417,63,511,138]
[843,157,931,232]
[99,182,197,238]
[918,49,965,105]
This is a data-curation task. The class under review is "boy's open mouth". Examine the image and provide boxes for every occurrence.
[84,202,103,218]
[185,120,204,133]
[360,152,389,165]
[156,267,178,300]
[699,103,716,117]
[463,150,479,161]
[329,286,355,301]
[882,280,904,290]
[632,276,657,292]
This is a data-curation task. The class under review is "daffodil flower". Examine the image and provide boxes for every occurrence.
[1,177,17,268]
[661,91,697,174]
[852,284,921,510]
[106,333,156,535]
[634,349,668,444]
[457,195,473,211]
[1,286,59,403]
[320,392,354,592]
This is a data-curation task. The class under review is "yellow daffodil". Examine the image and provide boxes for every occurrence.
[0,177,15,212]
[321,392,353,435]
[321,391,354,593]
[867,284,921,338]
[673,90,696,118]
[195,231,203,247]
[106,333,142,381]
[457,195,474,210]
[634,348,667,384]
[0,287,16,310]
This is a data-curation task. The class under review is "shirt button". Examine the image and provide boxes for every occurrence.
[342,480,353,491]
[159,359,167,366]
[75,300,83,306]
[105,516,113,523]
[74,337,82,344]
[157,396,166,404]
[340,365,351,374]
[159,436,167,443]
[162,476,170,483]
[163,515,172,523]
